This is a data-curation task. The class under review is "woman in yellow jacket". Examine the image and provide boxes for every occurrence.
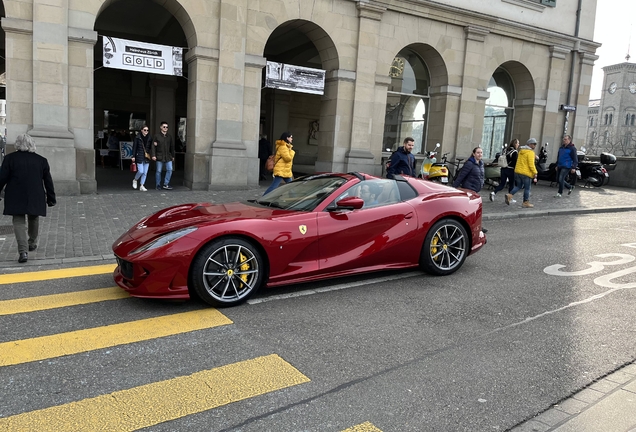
[263,132,295,195]
[505,138,538,208]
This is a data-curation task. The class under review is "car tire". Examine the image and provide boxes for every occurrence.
[419,218,468,276]
[191,237,265,307]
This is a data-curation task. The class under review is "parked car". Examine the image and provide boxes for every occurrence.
[113,173,487,307]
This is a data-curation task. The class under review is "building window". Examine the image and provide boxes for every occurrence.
[590,117,594,127]
[481,69,515,159]
[383,48,430,154]
[627,114,630,126]
[610,113,613,125]
[604,114,608,125]
[632,114,635,126]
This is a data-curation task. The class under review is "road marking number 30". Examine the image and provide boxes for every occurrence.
[544,247,636,289]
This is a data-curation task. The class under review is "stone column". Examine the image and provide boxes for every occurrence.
[184,47,219,190]
[315,69,355,173]
[2,17,33,142]
[68,27,98,194]
[539,46,570,148]
[244,54,267,186]
[453,26,490,158]
[29,0,78,194]
[572,52,598,143]
[343,2,386,173]
[209,0,250,189]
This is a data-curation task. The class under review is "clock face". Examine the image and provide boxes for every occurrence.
[389,57,405,78]
[609,82,617,94]
[630,82,636,94]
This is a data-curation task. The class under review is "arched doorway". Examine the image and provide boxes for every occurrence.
[481,68,515,159]
[383,47,431,155]
[93,0,189,191]
[261,20,337,177]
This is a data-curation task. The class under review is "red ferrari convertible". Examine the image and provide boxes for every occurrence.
[113,173,486,307]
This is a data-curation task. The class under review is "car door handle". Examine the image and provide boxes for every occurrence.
[404,212,414,219]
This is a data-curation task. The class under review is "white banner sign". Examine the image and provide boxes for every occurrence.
[265,62,325,95]
[102,36,183,77]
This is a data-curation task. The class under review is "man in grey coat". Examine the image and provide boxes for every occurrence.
[0,134,56,263]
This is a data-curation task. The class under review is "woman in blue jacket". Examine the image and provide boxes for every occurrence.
[453,147,485,193]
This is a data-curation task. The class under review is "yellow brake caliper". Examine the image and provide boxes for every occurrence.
[239,253,249,286]
[431,234,440,261]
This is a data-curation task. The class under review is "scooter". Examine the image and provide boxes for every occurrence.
[420,143,450,184]
[483,145,504,189]
[535,142,557,185]
[575,147,614,188]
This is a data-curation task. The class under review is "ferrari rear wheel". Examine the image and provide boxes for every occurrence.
[420,219,468,276]
[191,237,264,307]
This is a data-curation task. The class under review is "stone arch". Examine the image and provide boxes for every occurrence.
[92,0,196,190]
[261,19,340,175]
[95,0,197,48]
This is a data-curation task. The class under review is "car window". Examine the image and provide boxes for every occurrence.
[397,181,417,201]
[332,179,401,209]
[257,176,346,211]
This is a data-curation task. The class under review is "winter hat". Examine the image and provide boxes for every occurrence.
[280,132,292,142]
[526,138,537,145]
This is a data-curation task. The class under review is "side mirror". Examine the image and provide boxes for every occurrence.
[335,196,364,210]
[435,143,440,149]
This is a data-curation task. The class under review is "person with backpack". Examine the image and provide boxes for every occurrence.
[386,137,416,179]
[490,138,519,202]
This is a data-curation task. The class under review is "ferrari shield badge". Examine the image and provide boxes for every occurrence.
[299,225,307,235]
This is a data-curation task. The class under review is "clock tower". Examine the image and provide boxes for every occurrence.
[587,62,636,156]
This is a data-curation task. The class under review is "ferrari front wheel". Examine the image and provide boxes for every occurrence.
[420,219,468,276]
[191,237,265,307]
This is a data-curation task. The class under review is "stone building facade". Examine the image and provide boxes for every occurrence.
[0,0,600,194]
[586,62,636,156]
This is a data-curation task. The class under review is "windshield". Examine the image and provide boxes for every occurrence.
[256,176,347,211]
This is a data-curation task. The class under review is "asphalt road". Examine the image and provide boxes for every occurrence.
[1,212,635,431]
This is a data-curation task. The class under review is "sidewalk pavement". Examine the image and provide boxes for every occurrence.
[0,177,635,431]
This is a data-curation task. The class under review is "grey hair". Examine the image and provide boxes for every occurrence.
[15,134,37,153]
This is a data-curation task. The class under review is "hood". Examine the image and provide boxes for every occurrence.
[276,139,291,148]
[122,201,290,242]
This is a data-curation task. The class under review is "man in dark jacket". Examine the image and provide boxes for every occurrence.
[152,121,176,190]
[258,134,272,181]
[555,134,577,197]
[0,134,56,263]
[387,137,416,179]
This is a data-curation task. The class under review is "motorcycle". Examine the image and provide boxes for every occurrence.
[574,147,616,188]
[536,142,557,185]
[483,145,504,189]
[420,143,450,184]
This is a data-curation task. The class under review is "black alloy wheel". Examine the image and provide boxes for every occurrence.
[419,218,468,276]
[191,237,265,307]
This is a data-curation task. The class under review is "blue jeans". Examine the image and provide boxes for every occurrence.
[155,160,173,188]
[263,176,292,195]
[509,174,532,202]
[493,167,515,194]
[557,167,573,194]
[134,162,149,186]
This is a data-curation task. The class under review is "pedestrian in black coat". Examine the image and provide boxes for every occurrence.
[0,134,56,263]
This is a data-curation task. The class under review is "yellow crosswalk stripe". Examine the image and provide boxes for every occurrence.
[0,309,233,367]
[0,354,310,431]
[0,287,129,316]
[342,422,383,432]
[0,264,116,285]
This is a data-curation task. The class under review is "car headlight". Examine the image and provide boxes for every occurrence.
[129,227,198,255]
